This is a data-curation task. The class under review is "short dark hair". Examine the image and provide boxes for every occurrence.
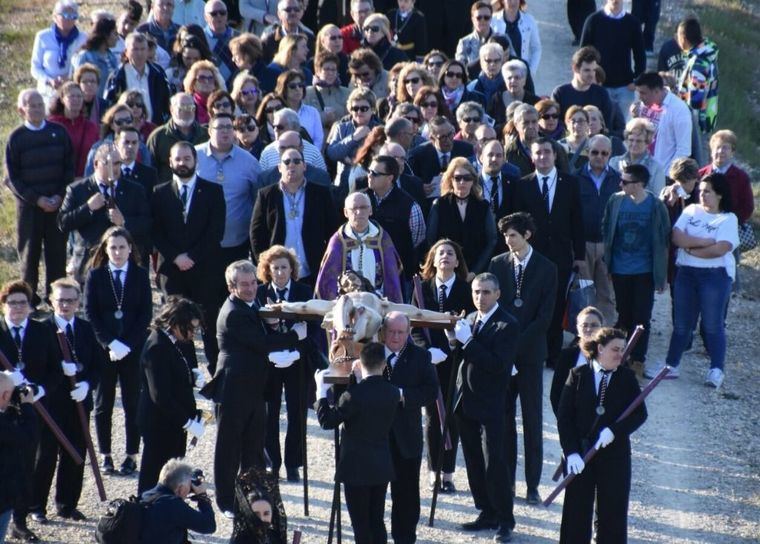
[360,342,387,372]
[498,212,536,237]
[170,140,198,161]
[531,136,555,150]
[668,157,700,183]
[634,71,664,89]
[580,327,626,359]
[623,163,650,187]
[0,280,33,304]
[473,272,499,290]
[372,155,399,178]
[572,46,601,69]
[115,126,140,139]
[126,0,143,21]
[315,51,340,69]
[700,172,733,213]
[152,296,205,339]
[678,16,703,47]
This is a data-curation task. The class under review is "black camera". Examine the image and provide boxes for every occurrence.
[10,383,38,405]
[190,468,205,487]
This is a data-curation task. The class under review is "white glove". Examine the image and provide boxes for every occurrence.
[511,364,518,376]
[292,321,307,341]
[428,347,448,365]
[33,384,46,402]
[566,453,585,474]
[183,417,204,439]
[595,427,615,449]
[314,369,330,400]
[70,381,89,402]
[454,319,472,345]
[268,350,300,368]
[191,368,206,389]
[108,340,131,361]
[4,369,25,387]
[61,360,77,377]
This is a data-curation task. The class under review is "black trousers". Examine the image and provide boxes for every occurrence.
[632,0,661,50]
[547,265,572,366]
[344,482,389,544]
[417,0,471,56]
[567,0,597,41]
[138,423,186,494]
[30,400,87,515]
[456,409,515,529]
[160,268,221,374]
[560,448,631,543]
[16,203,66,304]
[504,359,543,492]
[214,390,267,511]
[13,411,41,525]
[94,351,141,455]
[612,273,655,363]
[389,435,421,544]
[264,361,305,471]
[425,358,459,474]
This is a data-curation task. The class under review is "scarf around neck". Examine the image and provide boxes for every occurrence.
[53,23,80,68]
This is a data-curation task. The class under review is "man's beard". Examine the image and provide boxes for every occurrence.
[171,165,194,178]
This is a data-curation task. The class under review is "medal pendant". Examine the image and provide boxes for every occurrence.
[114,310,124,320]
[595,406,606,416]
[216,171,224,182]
[392,34,398,44]
[289,209,298,219]
[513,297,523,308]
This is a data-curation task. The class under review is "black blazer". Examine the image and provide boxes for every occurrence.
[104,62,172,125]
[411,276,474,352]
[122,162,159,197]
[84,264,153,353]
[138,329,197,433]
[407,141,475,185]
[387,9,428,59]
[551,343,582,417]
[398,173,426,209]
[0,319,62,402]
[510,172,586,268]
[316,375,401,485]
[250,182,338,275]
[42,315,106,411]
[151,177,226,278]
[205,296,299,403]
[388,342,438,459]
[454,306,519,423]
[558,364,647,458]
[488,249,557,363]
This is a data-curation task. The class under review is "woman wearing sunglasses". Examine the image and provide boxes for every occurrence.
[166,33,212,95]
[233,114,264,159]
[414,87,454,139]
[260,34,313,94]
[84,104,152,176]
[426,158,497,278]
[536,98,564,140]
[274,69,324,151]
[183,60,226,125]
[117,90,157,143]
[360,13,408,70]
[437,59,487,118]
[231,73,262,117]
[305,52,351,135]
[255,93,284,148]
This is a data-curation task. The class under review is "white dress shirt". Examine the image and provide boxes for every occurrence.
[534,167,558,211]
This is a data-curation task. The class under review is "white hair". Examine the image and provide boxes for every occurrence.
[53,0,79,16]
[17,88,40,109]
[479,43,504,61]
[502,59,528,79]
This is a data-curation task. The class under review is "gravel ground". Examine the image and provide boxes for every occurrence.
[9,0,760,542]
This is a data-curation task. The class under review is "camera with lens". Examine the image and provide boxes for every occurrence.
[10,383,38,406]
[190,468,205,487]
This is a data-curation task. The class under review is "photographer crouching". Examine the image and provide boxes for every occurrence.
[139,459,216,543]
[0,372,37,542]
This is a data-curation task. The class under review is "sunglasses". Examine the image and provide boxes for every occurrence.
[453,174,474,182]
[196,75,215,83]
[241,88,259,97]
[541,113,560,120]
[282,157,303,165]
[404,116,420,124]
[209,10,227,16]
[620,178,640,185]
[421,101,438,109]
[237,124,258,132]
[283,6,301,13]
[351,105,371,113]
[211,124,234,131]
[589,150,610,156]
[266,106,282,114]
[57,12,78,20]
[114,117,133,126]
[126,101,144,108]
[368,169,391,177]
[445,71,464,79]
[363,25,381,33]
[287,82,305,90]
[404,76,421,85]
[427,60,444,67]
[462,117,480,123]
[212,101,232,109]
[475,14,492,20]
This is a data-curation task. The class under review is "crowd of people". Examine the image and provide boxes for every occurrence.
[0,0,753,542]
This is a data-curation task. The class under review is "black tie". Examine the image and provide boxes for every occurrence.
[541,176,550,213]
[65,323,75,347]
[180,185,189,207]
[113,270,123,299]
[438,284,447,312]
[599,369,612,406]
[276,288,287,302]
[99,183,110,197]
[490,176,499,213]
[384,353,396,381]
[12,326,22,348]
[472,319,483,336]
[122,167,132,178]
[440,153,449,172]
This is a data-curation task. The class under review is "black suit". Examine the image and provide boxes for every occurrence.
[58,176,152,279]
[411,276,474,476]
[488,249,557,494]
[0,319,62,525]
[316,375,400,544]
[454,306,518,530]
[386,343,438,544]
[31,315,105,516]
[558,364,647,543]
[151,177,226,372]
[121,163,159,263]
[137,329,198,494]
[551,344,582,417]
[407,141,474,215]
[210,295,299,512]
[104,62,171,125]
[510,172,585,365]
[258,165,332,188]
[85,263,152,457]
[250,181,337,284]
[255,280,315,473]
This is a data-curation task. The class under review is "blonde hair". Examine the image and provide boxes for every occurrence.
[273,34,306,68]
[183,60,225,94]
[363,13,392,42]
[709,129,737,151]
[440,158,482,199]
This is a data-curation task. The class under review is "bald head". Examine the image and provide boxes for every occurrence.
[344,192,372,231]
[277,130,304,151]
[382,311,410,352]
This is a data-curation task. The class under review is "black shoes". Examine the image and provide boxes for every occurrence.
[102,455,115,475]
[439,481,456,494]
[526,488,541,505]
[286,467,300,482]
[461,512,499,531]
[494,524,513,542]
[57,508,86,521]
[30,512,48,524]
[11,523,40,542]
[120,457,138,476]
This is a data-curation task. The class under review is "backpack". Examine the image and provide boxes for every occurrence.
[95,493,161,544]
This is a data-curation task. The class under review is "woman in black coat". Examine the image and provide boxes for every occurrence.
[85,226,152,476]
[411,238,475,493]
[137,297,206,494]
[426,158,497,279]
[437,59,487,116]
[361,13,408,70]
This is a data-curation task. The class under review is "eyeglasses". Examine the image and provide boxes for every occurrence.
[57,12,78,20]
[427,60,444,67]
[209,10,227,16]
[483,57,502,64]
[237,124,258,132]
[368,169,391,177]
[282,157,303,165]
[266,105,283,114]
[287,82,305,90]
[283,6,301,13]
[453,174,474,182]
[404,76,421,85]
[421,101,438,109]
[241,88,259,97]
[351,105,371,113]
[475,14,492,20]
[328,35,343,41]
[620,178,640,185]
[196,74,215,83]
[444,71,464,79]
[4,300,29,307]
[540,113,559,120]
[462,117,480,123]
[211,124,234,131]
[126,100,144,108]
[53,297,79,305]
[273,124,287,131]
[177,104,196,112]
[589,149,610,156]
[212,101,232,109]
[363,25,381,33]
[114,117,134,126]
